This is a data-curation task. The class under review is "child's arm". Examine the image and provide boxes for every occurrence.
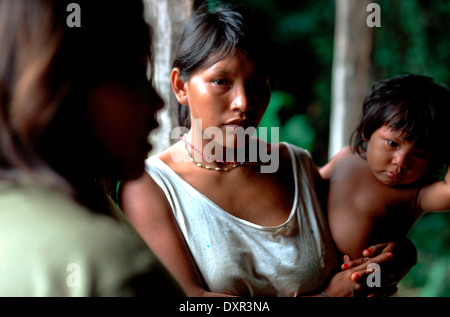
[417,165,450,212]
[319,146,352,180]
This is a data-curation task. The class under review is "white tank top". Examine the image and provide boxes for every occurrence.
[145,143,337,296]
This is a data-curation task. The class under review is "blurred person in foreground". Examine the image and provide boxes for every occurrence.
[0,0,182,296]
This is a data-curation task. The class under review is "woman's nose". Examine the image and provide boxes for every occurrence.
[230,85,249,112]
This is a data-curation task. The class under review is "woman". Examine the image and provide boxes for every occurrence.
[121,4,415,297]
[0,0,182,296]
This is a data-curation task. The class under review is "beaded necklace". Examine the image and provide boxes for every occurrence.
[180,134,268,172]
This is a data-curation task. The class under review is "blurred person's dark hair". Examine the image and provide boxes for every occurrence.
[0,0,153,212]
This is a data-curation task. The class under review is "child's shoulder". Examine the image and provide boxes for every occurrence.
[319,146,357,180]
[334,146,354,160]
[327,146,357,167]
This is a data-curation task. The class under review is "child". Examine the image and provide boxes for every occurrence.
[320,74,450,261]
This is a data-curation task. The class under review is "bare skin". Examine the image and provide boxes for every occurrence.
[121,52,403,297]
[320,126,450,260]
[121,140,397,297]
[121,141,299,296]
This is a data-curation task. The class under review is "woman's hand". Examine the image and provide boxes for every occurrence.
[340,238,417,296]
[321,260,387,297]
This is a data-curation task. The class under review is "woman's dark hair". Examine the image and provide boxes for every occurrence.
[0,0,152,212]
[352,74,450,181]
[173,3,278,127]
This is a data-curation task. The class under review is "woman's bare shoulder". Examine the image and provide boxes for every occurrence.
[157,141,187,171]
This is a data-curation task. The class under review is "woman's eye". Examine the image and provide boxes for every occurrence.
[212,79,228,86]
[387,140,398,148]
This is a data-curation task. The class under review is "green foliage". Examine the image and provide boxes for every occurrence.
[374,0,450,87]
[239,0,335,164]
[258,91,316,152]
[402,212,450,296]
[371,1,450,296]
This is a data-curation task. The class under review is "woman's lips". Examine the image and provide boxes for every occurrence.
[224,118,251,130]
[225,124,245,130]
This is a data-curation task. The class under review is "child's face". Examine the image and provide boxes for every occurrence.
[366,125,432,187]
[184,51,271,147]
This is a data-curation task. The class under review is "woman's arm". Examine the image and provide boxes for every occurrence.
[120,173,233,297]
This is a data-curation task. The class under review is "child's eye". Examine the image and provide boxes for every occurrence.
[387,140,398,148]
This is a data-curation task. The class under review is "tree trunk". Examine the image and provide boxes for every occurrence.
[328,0,374,159]
[143,0,194,155]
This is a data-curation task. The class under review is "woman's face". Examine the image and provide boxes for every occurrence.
[88,67,163,180]
[182,51,271,147]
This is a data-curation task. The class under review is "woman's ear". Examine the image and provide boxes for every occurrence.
[170,68,188,106]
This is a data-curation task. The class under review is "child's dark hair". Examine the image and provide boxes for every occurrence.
[173,3,278,127]
[352,74,450,181]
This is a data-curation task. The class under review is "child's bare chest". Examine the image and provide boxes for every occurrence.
[329,156,420,231]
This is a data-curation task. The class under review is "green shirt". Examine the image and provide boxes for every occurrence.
[0,180,183,296]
